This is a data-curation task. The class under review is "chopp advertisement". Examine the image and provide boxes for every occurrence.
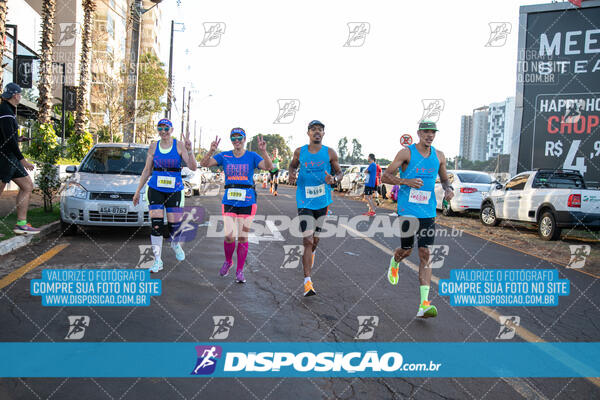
[514,2,600,186]
[1,0,599,399]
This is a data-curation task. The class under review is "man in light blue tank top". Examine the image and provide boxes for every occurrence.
[289,120,343,297]
[381,121,454,319]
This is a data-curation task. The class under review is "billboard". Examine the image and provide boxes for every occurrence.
[511,1,600,187]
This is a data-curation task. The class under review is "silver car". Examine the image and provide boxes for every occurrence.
[434,170,494,216]
[59,143,150,234]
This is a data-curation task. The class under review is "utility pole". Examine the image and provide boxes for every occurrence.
[180,86,186,136]
[165,21,184,119]
[185,90,191,138]
[193,120,197,153]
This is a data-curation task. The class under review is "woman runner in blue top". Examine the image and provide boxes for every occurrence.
[201,128,273,283]
[133,118,197,273]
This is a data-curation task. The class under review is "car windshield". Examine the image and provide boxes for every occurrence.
[79,147,148,175]
[457,172,492,184]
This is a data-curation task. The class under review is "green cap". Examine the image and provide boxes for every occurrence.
[418,120,438,131]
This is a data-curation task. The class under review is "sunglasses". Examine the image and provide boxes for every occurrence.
[230,136,244,142]
[157,126,170,132]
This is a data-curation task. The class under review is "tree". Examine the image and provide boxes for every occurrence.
[135,52,168,143]
[0,1,7,88]
[28,123,61,211]
[378,158,392,166]
[349,138,363,164]
[338,137,349,164]
[247,134,292,168]
[73,0,96,137]
[37,0,56,124]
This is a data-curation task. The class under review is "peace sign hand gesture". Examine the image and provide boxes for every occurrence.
[257,135,267,153]
[184,130,192,151]
[210,136,221,153]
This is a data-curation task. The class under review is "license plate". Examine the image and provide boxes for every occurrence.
[100,206,127,214]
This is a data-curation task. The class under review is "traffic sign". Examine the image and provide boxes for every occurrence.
[400,134,413,147]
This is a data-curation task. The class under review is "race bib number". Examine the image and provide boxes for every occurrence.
[227,188,247,201]
[409,188,431,204]
[157,176,176,189]
[305,184,325,199]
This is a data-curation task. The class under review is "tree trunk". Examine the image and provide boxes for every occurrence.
[74,0,97,136]
[0,1,7,89]
[37,0,57,124]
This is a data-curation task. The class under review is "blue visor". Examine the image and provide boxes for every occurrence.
[157,118,173,128]
[230,127,246,138]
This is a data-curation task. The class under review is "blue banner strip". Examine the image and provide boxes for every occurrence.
[1,342,599,377]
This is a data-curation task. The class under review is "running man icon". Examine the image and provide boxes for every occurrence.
[191,345,223,375]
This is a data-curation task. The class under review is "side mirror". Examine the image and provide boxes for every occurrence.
[495,183,503,190]
[66,165,77,173]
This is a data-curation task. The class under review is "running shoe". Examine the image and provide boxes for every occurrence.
[219,261,233,277]
[172,243,185,261]
[13,223,41,235]
[361,211,376,217]
[387,256,399,285]
[416,301,437,318]
[150,259,164,273]
[236,270,246,283]
[303,280,316,297]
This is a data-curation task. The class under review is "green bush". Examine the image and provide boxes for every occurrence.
[30,123,62,212]
[66,130,93,161]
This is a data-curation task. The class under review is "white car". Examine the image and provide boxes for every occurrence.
[480,169,600,240]
[278,169,289,183]
[339,164,368,192]
[435,170,494,216]
[181,165,215,197]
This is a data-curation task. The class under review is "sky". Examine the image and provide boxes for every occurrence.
[159,0,551,161]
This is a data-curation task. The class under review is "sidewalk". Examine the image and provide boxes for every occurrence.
[0,190,46,218]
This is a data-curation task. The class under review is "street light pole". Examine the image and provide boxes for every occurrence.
[165,21,184,119]
[181,86,186,135]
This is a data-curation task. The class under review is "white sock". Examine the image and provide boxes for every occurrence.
[150,235,163,260]
[304,277,311,284]
[170,240,180,249]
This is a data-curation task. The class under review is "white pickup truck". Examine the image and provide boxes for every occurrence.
[479,169,600,240]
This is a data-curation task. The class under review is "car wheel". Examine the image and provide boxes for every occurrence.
[183,181,193,197]
[442,200,454,217]
[60,219,78,236]
[480,203,500,226]
[538,211,561,241]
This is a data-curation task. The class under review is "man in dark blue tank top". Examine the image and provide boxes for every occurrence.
[382,121,455,319]
[289,120,344,297]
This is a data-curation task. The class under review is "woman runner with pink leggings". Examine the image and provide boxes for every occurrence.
[200,128,273,283]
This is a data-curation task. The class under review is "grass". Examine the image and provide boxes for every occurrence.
[0,203,60,241]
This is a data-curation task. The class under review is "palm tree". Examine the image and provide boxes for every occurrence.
[74,0,97,136]
[0,1,8,89]
[37,0,57,124]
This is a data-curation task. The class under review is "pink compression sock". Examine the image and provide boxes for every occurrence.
[236,241,249,272]
[224,241,235,263]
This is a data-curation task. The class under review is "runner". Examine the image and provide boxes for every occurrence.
[201,128,273,283]
[133,118,196,273]
[362,153,377,216]
[269,148,281,196]
[288,120,343,296]
[381,120,454,318]
[0,83,40,235]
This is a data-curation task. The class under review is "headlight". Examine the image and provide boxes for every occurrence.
[62,182,87,199]
[141,186,148,202]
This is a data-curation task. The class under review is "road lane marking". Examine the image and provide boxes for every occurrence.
[0,243,70,290]
[340,223,600,389]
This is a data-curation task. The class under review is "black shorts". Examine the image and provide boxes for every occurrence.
[222,203,257,218]
[0,155,28,183]
[269,170,279,180]
[363,186,375,195]
[148,186,183,211]
[298,206,329,233]
[400,217,436,249]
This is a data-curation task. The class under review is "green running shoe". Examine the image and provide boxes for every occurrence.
[387,256,399,285]
[416,301,437,318]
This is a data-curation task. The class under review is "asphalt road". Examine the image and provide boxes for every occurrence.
[0,184,599,399]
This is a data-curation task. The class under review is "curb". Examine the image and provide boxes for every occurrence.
[0,220,61,256]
